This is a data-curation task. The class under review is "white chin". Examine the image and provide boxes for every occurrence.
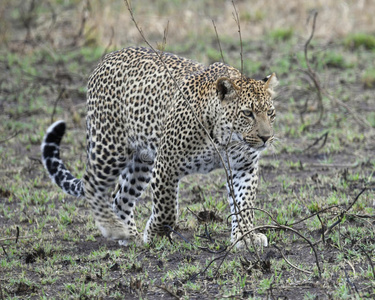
[257,144,267,151]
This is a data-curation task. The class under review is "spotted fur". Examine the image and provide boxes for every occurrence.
[41,47,278,247]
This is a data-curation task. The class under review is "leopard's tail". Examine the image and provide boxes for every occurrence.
[41,120,84,197]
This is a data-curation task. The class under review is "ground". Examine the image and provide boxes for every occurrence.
[0,1,374,299]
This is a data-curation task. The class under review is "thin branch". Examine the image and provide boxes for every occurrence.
[102,26,115,57]
[73,0,90,46]
[190,253,228,281]
[186,207,204,222]
[313,188,367,246]
[303,11,324,127]
[155,285,180,300]
[1,246,8,257]
[274,245,312,275]
[359,246,375,279]
[0,278,4,300]
[51,87,66,124]
[16,226,20,244]
[0,236,34,242]
[232,1,243,76]
[212,20,225,64]
[343,188,366,213]
[226,207,280,227]
[343,268,360,295]
[163,225,227,254]
[231,224,322,277]
[324,91,373,130]
[288,204,341,226]
[159,20,169,51]
[316,214,325,244]
[304,131,329,152]
[0,131,21,144]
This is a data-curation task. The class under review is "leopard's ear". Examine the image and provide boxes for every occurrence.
[263,73,278,96]
[216,77,239,101]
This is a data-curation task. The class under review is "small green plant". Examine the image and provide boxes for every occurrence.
[362,69,375,88]
[304,291,317,300]
[322,51,348,68]
[258,276,274,294]
[206,47,224,63]
[59,211,73,225]
[269,28,294,42]
[343,33,375,50]
[243,59,262,75]
[333,280,352,299]
[240,10,265,22]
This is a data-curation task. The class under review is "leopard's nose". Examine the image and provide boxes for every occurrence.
[258,135,271,143]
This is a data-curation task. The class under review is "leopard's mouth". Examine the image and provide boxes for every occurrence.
[222,134,273,152]
[250,138,274,151]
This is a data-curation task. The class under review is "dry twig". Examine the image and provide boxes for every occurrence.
[0,131,21,144]
[302,11,324,128]
[232,224,322,277]
[0,236,33,243]
[51,88,66,124]
[300,12,373,130]
[324,91,373,129]
[155,285,180,300]
[212,20,225,64]
[274,245,312,275]
[313,188,367,246]
[102,27,115,57]
[359,246,375,279]
[304,131,329,152]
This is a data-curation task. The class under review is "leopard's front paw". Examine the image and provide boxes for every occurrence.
[232,232,268,248]
[143,218,160,245]
[143,218,176,245]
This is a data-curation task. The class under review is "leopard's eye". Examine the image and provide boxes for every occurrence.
[242,110,254,118]
[267,109,274,116]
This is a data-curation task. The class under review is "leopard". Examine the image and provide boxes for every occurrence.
[41,46,278,248]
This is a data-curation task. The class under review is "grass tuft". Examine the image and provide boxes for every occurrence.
[269,28,294,42]
[343,33,375,50]
[362,68,375,88]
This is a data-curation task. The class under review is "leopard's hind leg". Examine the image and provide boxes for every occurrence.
[112,152,154,246]
[83,126,135,241]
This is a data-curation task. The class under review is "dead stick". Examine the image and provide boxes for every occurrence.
[274,245,312,275]
[232,224,322,277]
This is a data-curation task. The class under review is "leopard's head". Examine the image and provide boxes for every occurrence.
[216,73,278,150]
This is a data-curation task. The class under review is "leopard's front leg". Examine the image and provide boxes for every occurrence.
[227,166,268,248]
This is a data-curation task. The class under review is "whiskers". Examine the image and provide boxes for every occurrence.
[265,136,282,158]
[222,135,283,154]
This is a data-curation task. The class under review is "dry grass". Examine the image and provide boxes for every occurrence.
[87,0,375,46]
[2,0,374,50]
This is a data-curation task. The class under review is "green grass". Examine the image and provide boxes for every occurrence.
[362,68,375,88]
[269,28,294,42]
[343,33,375,50]
[321,51,351,69]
